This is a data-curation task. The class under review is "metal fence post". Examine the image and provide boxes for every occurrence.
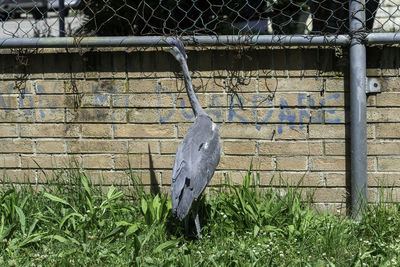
[58,0,65,37]
[349,0,367,220]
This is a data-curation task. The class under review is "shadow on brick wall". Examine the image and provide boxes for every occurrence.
[0,48,345,75]
[1,46,396,75]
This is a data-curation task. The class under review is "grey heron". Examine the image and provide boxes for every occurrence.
[166,38,221,238]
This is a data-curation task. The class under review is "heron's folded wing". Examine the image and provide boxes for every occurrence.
[171,145,188,209]
[171,143,195,220]
[192,132,221,198]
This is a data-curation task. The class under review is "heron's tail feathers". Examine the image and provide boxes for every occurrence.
[174,189,194,221]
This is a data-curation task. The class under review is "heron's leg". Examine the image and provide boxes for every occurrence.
[192,203,202,239]
[184,215,189,236]
[194,211,202,239]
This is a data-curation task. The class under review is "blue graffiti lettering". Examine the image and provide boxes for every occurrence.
[278,98,296,134]
[156,83,175,123]
[0,80,343,135]
[325,109,341,123]
[228,94,248,123]
[92,85,110,105]
[253,94,273,130]
[323,93,342,123]
[0,84,14,113]
[298,94,310,129]
[208,95,222,122]
[307,95,323,123]
[37,85,56,117]
[297,93,307,106]
[180,99,195,119]
[18,89,33,115]
[298,109,310,130]
[156,91,342,134]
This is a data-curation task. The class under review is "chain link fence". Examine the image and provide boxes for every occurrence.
[0,0,398,39]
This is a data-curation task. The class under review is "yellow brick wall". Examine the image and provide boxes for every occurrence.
[0,47,400,212]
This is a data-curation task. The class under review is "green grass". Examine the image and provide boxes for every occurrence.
[1,167,400,266]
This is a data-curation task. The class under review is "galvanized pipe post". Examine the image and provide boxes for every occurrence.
[58,0,65,37]
[349,0,367,220]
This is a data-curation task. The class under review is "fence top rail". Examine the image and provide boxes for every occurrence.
[366,32,400,44]
[2,33,400,49]
[0,35,351,48]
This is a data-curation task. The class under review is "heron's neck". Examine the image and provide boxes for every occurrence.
[179,60,205,117]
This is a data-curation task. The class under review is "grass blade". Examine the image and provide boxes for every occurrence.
[27,219,39,236]
[107,185,116,200]
[14,206,26,235]
[43,192,71,207]
[59,212,84,229]
[153,239,180,253]
[18,233,45,247]
[44,235,69,243]
[80,173,92,196]
[126,224,139,236]
[0,224,15,241]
